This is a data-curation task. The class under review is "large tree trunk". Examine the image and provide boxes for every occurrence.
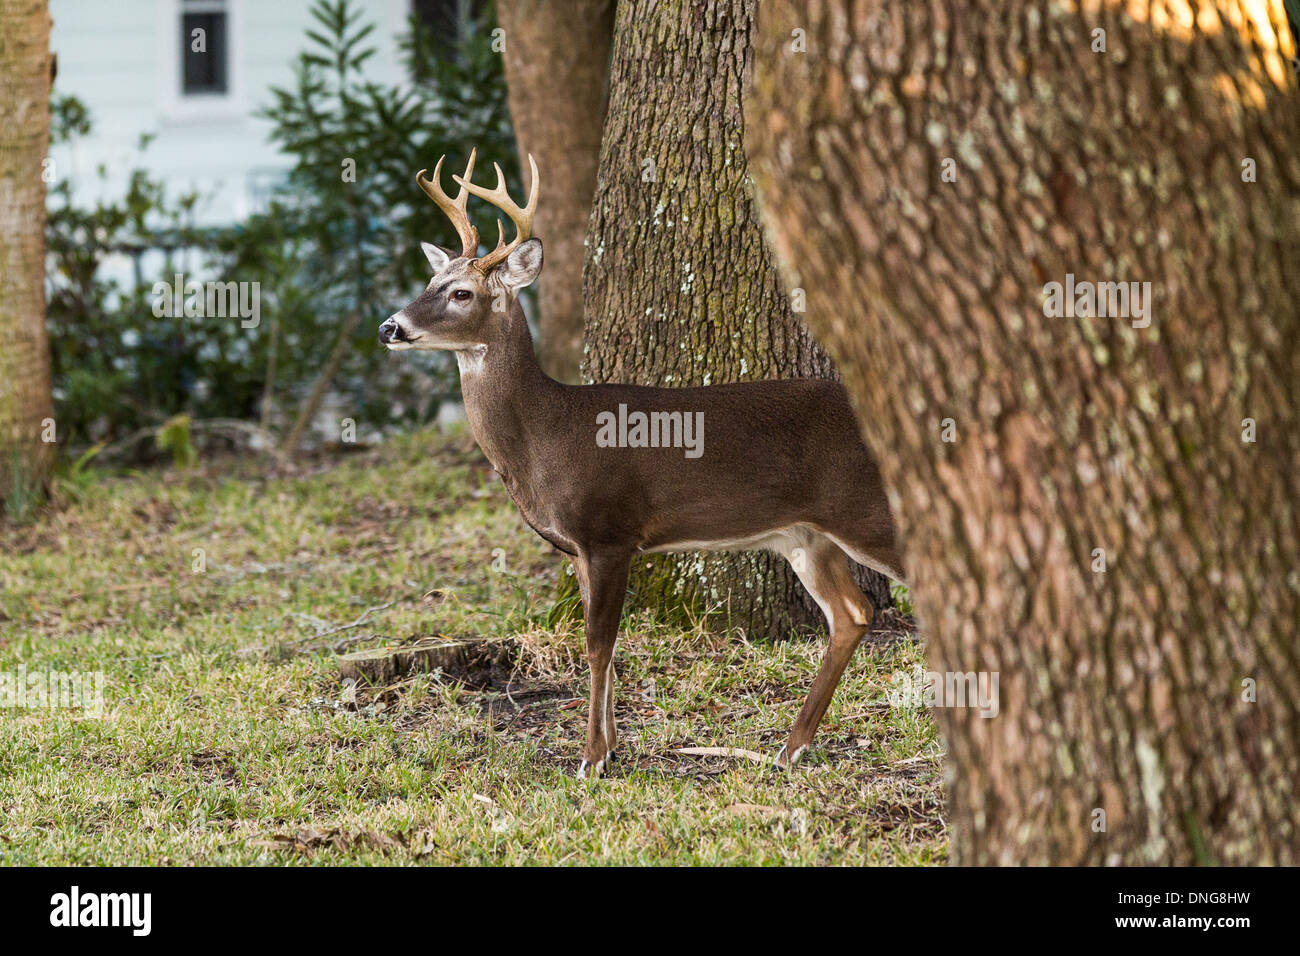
[747,0,1300,863]
[497,0,615,383]
[581,0,892,640]
[0,0,56,514]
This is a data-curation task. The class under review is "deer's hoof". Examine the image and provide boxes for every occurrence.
[774,743,807,770]
[576,750,615,780]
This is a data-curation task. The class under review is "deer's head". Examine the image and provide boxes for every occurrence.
[380,149,542,351]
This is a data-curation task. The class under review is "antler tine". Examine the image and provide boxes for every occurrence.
[452,154,540,273]
[415,149,480,258]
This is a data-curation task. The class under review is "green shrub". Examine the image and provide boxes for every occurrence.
[46,0,518,454]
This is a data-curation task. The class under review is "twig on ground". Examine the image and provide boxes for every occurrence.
[282,600,402,645]
[675,746,771,765]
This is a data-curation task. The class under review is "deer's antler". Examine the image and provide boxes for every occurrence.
[453,153,539,274]
[415,150,480,258]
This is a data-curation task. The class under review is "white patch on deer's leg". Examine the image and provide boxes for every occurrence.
[601,660,610,737]
[807,587,834,630]
[578,658,614,780]
[576,754,606,780]
[844,597,869,628]
[603,658,617,763]
[774,743,809,769]
[597,668,609,755]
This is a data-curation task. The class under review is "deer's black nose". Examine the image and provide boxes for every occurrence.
[378,318,405,344]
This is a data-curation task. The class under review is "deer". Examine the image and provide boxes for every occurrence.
[379,150,904,779]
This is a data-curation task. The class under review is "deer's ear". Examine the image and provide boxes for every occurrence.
[421,241,454,273]
[495,238,543,293]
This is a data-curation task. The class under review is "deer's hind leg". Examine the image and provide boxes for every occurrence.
[775,530,874,768]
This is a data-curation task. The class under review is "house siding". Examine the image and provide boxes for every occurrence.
[49,0,411,225]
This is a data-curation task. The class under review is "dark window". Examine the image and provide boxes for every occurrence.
[181,2,228,95]
[413,0,460,41]
[413,0,486,61]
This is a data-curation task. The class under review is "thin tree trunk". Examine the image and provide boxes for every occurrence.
[747,0,1300,863]
[283,310,361,456]
[259,314,279,437]
[497,0,615,383]
[0,0,56,513]
[582,0,891,640]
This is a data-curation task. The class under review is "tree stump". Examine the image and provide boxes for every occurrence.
[338,640,471,685]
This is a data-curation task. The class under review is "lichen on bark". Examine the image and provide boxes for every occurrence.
[747,0,1300,863]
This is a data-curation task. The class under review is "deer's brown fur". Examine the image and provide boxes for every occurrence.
[380,153,902,776]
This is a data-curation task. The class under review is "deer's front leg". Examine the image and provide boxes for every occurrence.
[572,548,630,779]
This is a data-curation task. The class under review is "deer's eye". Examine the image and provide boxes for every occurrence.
[451,289,473,302]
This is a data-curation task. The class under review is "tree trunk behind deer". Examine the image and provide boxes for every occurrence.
[497,0,615,383]
[0,0,56,514]
[580,0,892,640]
[747,0,1300,863]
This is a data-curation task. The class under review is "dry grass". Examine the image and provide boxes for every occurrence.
[0,427,945,865]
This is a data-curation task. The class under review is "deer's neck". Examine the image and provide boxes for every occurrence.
[455,306,560,481]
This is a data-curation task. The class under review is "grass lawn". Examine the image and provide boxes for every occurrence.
[0,428,945,865]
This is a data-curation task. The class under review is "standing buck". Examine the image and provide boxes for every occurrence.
[380,150,903,777]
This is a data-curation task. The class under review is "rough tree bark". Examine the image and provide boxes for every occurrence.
[0,0,56,513]
[580,0,893,640]
[497,0,615,382]
[747,0,1300,863]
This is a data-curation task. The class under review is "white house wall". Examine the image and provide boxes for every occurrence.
[49,0,411,226]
